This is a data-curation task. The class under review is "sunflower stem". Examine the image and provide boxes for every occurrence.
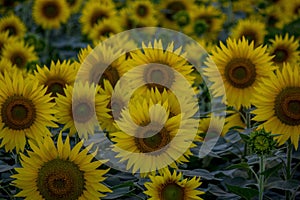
[44,29,51,61]
[285,140,293,200]
[258,155,265,200]
[243,107,252,157]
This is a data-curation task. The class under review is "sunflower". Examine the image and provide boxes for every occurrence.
[203,37,276,109]
[11,132,112,199]
[184,39,214,86]
[98,79,131,134]
[119,7,158,30]
[184,5,225,41]
[0,14,26,38]
[111,98,198,175]
[33,60,79,98]
[77,44,93,64]
[65,0,82,13]
[123,39,195,93]
[268,34,299,67]
[76,43,128,88]
[158,0,197,30]
[0,58,16,75]
[32,0,71,29]
[0,31,17,56]
[0,70,57,152]
[127,0,158,26]
[144,169,204,200]
[132,87,198,120]
[198,115,226,138]
[231,19,267,46]
[260,5,289,29]
[283,0,300,22]
[88,17,122,44]
[55,82,110,138]
[252,63,300,149]
[1,40,38,70]
[80,0,116,35]
[224,110,246,131]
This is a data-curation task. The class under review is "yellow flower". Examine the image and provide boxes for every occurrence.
[252,63,300,149]
[0,70,57,152]
[0,14,26,38]
[184,5,225,41]
[0,58,17,75]
[119,7,158,30]
[65,0,83,13]
[33,0,71,29]
[268,34,299,68]
[198,115,226,138]
[76,43,128,87]
[33,60,79,97]
[144,168,204,200]
[55,82,110,138]
[80,0,116,35]
[231,19,267,46]
[111,97,198,175]
[98,79,131,134]
[123,39,195,93]
[127,0,158,26]
[158,0,197,30]
[1,39,38,70]
[88,17,122,43]
[0,31,17,55]
[204,37,276,109]
[11,132,112,199]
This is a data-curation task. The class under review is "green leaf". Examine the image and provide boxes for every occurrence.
[266,180,300,192]
[260,163,282,181]
[226,162,250,170]
[239,132,250,141]
[226,184,259,200]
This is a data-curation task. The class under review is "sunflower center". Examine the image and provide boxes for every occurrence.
[161,183,184,200]
[1,95,36,130]
[135,125,170,153]
[194,19,208,36]
[10,52,26,69]
[91,11,108,26]
[66,0,76,6]
[37,159,84,200]
[137,5,148,17]
[42,2,60,19]
[272,48,288,63]
[144,64,175,91]
[254,135,269,151]
[98,26,115,38]
[3,25,17,36]
[225,58,256,88]
[110,98,125,120]
[174,10,190,27]
[275,87,300,126]
[46,78,66,97]
[73,101,94,123]
[100,65,120,87]
[242,30,257,44]
[165,1,185,21]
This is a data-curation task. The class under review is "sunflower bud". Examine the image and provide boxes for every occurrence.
[173,10,190,27]
[194,19,208,36]
[248,129,277,156]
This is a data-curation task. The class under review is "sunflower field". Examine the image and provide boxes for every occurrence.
[0,0,300,199]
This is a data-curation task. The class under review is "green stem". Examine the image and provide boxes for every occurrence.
[44,29,51,60]
[286,141,293,200]
[243,107,251,157]
[259,155,265,200]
